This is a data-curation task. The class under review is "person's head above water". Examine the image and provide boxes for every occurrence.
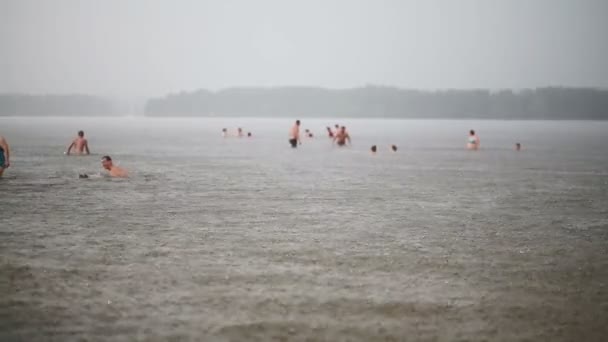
[222,128,227,132]
[371,145,377,153]
[78,130,84,137]
[470,130,476,136]
[101,155,113,170]
[515,143,521,151]
[247,132,252,137]
[341,126,346,133]
[296,120,301,126]
[391,145,397,152]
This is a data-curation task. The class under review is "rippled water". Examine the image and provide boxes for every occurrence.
[1,117,607,341]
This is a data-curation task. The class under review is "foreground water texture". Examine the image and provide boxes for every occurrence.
[1,118,607,341]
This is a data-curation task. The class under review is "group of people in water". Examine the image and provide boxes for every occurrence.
[290,120,353,148]
[0,130,127,178]
[0,123,523,179]
[222,127,252,138]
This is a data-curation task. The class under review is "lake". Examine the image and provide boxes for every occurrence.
[1,117,607,341]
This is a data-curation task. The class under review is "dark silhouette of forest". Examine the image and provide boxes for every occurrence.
[2,87,607,119]
[0,94,119,116]
[144,86,608,119]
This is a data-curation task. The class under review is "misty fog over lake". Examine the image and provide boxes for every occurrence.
[1,1,607,341]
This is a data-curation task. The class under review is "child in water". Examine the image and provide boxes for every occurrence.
[467,130,480,150]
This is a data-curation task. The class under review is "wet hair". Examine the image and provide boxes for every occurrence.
[78,130,84,137]
[391,145,397,152]
[371,145,377,152]
[296,120,301,125]
[470,130,475,135]
[101,155,112,162]
[326,126,331,130]
[222,128,227,132]
[247,132,252,137]
[308,133,313,138]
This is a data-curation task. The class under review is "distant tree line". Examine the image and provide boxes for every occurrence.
[144,86,608,119]
[2,87,607,119]
[0,94,119,116]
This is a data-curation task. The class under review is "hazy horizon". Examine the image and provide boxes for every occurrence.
[2,0,607,98]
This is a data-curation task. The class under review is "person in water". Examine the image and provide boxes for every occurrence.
[370,145,377,154]
[289,120,301,148]
[515,143,521,151]
[66,130,90,155]
[222,128,228,137]
[0,135,10,177]
[326,127,334,138]
[247,132,252,137]
[101,155,128,178]
[467,130,480,150]
[333,126,351,146]
[237,128,244,137]
[391,144,398,152]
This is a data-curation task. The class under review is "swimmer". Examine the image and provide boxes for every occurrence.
[467,130,480,150]
[391,144,398,152]
[237,128,243,137]
[326,127,334,138]
[247,132,252,137]
[515,143,521,151]
[370,145,377,154]
[222,128,228,137]
[101,155,128,178]
[289,120,301,148]
[66,130,90,155]
[333,126,351,146]
[0,135,10,177]
[308,132,314,138]
[334,124,340,136]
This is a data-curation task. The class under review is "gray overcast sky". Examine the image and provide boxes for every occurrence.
[1,0,607,97]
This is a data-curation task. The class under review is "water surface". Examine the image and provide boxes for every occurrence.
[1,117,607,341]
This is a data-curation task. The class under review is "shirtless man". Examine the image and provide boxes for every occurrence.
[289,120,301,148]
[66,130,90,155]
[101,156,128,178]
[333,126,351,146]
[0,135,10,177]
